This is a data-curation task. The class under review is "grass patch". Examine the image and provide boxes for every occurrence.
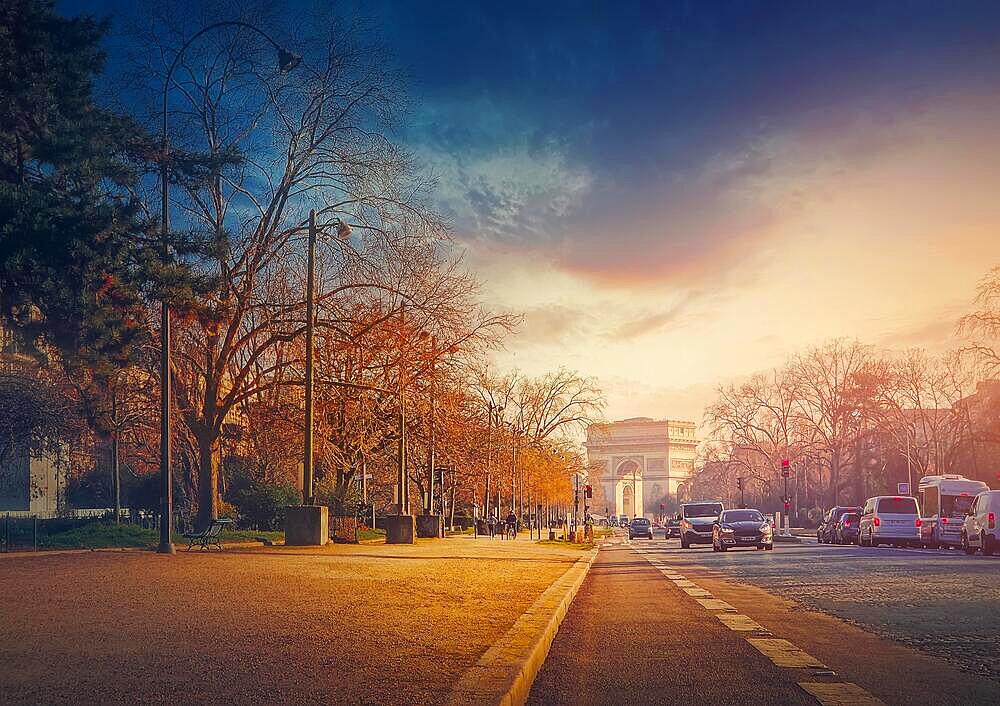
[40,523,157,549]
[36,523,285,550]
[536,539,594,550]
[357,528,386,542]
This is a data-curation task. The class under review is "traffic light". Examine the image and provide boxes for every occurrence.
[585,484,593,499]
[781,458,790,478]
[784,499,791,511]
[736,477,743,491]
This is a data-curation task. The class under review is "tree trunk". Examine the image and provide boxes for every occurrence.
[196,431,220,528]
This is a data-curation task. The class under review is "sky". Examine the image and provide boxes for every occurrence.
[65,0,1000,424]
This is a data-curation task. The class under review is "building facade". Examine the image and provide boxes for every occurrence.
[585,417,697,520]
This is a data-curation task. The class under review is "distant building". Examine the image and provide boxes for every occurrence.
[0,443,65,517]
[0,323,66,517]
[585,417,697,519]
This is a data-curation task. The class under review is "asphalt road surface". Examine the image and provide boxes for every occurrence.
[649,535,1000,682]
[529,534,999,705]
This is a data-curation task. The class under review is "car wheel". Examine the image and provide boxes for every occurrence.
[982,532,994,557]
[765,544,773,551]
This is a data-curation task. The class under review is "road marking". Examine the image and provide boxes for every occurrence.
[715,612,761,629]
[747,638,827,669]
[672,579,696,587]
[697,598,738,612]
[681,586,713,598]
[798,682,885,705]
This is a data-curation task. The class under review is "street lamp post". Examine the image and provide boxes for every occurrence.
[158,21,300,554]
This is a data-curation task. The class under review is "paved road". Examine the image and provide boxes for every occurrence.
[527,544,818,706]
[530,535,999,705]
[641,535,1000,682]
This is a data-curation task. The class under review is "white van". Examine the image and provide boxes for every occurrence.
[918,474,990,548]
[961,490,1000,556]
[858,496,921,548]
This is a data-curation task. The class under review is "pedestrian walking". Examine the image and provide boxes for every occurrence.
[486,514,496,539]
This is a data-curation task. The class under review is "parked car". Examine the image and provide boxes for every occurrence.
[712,509,773,551]
[859,496,921,548]
[629,516,653,540]
[834,512,860,545]
[918,474,990,548]
[818,506,861,543]
[679,501,724,549]
[961,490,1000,556]
[664,517,682,539]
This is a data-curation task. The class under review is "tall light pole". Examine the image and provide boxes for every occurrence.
[158,21,300,553]
[302,209,351,506]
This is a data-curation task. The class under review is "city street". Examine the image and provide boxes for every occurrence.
[529,534,1000,705]
[647,535,1000,683]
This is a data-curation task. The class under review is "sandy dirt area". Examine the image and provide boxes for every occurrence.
[0,536,584,705]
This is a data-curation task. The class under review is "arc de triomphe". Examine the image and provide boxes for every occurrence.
[585,417,697,520]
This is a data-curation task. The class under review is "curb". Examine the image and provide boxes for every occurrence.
[446,547,599,706]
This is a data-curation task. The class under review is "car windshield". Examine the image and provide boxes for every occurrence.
[941,494,976,517]
[841,513,860,523]
[876,497,918,514]
[631,518,650,525]
[683,503,723,518]
[721,510,763,523]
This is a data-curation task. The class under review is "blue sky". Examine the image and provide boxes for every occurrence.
[62,1,1000,420]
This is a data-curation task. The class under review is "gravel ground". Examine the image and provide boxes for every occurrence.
[650,538,1000,682]
[0,536,583,705]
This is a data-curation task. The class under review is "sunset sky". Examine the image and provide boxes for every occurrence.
[69,0,1000,423]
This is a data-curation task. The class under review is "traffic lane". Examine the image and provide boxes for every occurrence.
[642,538,1000,687]
[527,544,818,706]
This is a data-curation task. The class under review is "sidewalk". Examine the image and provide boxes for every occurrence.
[0,536,588,705]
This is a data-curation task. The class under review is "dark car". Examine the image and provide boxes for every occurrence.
[680,501,724,548]
[629,517,653,540]
[834,512,860,545]
[818,506,861,543]
[712,509,774,551]
[664,518,682,538]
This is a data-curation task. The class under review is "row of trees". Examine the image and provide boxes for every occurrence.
[697,267,1000,517]
[0,1,603,528]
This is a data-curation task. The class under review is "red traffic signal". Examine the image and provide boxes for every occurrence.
[781,458,790,477]
[585,484,593,499]
[783,500,790,510]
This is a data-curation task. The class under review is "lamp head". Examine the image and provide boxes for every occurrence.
[335,219,352,240]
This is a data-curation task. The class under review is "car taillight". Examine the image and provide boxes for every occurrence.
[873,517,880,527]
[915,518,922,528]
[990,512,996,530]
[941,517,948,524]
[843,520,850,527]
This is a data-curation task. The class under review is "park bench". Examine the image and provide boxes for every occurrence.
[183,518,234,551]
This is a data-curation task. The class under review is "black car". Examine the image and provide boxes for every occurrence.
[712,509,774,551]
[664,518,682,538]
[834,512,860,545]
[629,517,653,540]
[818,506,861,543]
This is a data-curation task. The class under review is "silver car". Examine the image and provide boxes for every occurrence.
[859,496,921,548]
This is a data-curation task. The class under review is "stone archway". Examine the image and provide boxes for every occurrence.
[621,484,634,517]
[614,460,644,518]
